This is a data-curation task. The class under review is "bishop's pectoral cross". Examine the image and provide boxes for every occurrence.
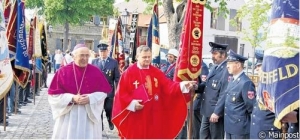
[133,80,139,89]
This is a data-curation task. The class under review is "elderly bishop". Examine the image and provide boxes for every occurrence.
[48,44,111,139]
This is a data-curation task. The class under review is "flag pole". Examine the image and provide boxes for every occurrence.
[188,87,195,139]
[33,57,36,105]
[156,0,159,17]
[282,123,288,140]
[3,94,7,131]
[14,83,18,114]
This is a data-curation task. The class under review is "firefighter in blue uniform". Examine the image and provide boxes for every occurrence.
[224,50,256,139]
[193,61,209,139]
[91,43,120,130]
[250,51,281,139]
[198,42,230,139]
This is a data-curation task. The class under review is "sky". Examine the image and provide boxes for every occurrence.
[25,9,34,19]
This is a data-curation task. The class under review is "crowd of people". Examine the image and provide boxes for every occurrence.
[2,41,297,139]
[46,42,299,139]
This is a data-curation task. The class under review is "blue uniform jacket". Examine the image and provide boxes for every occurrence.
[224,72,256,135]
[250,102,280,138]
[194,62,209,111]
[92,57,120,98]
[199,61,230,117]
[161,63,176,80]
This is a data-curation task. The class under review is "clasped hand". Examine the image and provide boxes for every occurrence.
[72,94,90,105]
[183,81,198,90]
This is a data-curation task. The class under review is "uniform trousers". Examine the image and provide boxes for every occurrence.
[101,97,113,129]
[192,109,202,139]
[200,116,224,139]
[225,132,249,139]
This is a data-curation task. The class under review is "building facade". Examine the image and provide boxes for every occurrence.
[46,17,104,54]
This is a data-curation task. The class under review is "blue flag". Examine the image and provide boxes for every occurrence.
[258,0,299,129]
[146,18,152,48]
[147,4,160,66]
[35,57,42,74]
[14,0,30,88]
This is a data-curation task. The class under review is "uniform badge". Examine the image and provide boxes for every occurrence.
[232,97,236,102]
[248,91,255,99]
[212,80,217,88]
[154,94,159,101]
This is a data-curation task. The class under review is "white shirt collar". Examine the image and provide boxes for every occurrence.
[233,70,244,81]
[137,63,150,69]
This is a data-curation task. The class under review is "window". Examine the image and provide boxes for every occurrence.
[210,8,225,30]
[90,16,94,23]
[210,8,218,29]
[237,17,242,31]
[229,9,242,31]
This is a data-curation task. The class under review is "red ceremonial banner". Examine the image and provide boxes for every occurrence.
[6,0,17,58]
[173,0,205,102]
[112,17,125,73]
[4,0,11,26]
[174,0,204,82]
[28,18,34,60]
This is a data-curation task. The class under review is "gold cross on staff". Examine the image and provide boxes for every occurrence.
[133,80,139,89]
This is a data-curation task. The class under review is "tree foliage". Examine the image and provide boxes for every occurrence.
[26,0,114,25]
[283,29,299,49]
[125,0,230,48]
[266,28,300,49]
[128,0,229,16]
[230,0,271,48]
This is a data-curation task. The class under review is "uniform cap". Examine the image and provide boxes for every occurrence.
[255,50,264,66]
[97,43,109,51]
[209,42,228,52]
[227,49,248,63]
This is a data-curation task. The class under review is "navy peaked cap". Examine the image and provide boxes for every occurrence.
[255,50,264,66]
[209,42,228,52]
[227,49,248,63]
[97,43,109,50]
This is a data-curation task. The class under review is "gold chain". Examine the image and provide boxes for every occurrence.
[73,63,87,95]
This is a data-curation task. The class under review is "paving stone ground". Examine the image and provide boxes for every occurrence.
[0,73,119,139]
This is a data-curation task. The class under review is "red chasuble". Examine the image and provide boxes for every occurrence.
[48,63,111,95]
[112,63,187,139]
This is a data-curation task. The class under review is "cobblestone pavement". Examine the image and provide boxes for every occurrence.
[0,73,119,139]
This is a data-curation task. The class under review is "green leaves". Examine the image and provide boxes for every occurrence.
[230,0,271,48]
[26,0,114,26]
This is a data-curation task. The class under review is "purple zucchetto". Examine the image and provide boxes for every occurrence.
[72,44,87,54]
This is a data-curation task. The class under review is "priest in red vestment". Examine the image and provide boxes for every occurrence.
[48,44,111,139]
[112,45,197,139]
